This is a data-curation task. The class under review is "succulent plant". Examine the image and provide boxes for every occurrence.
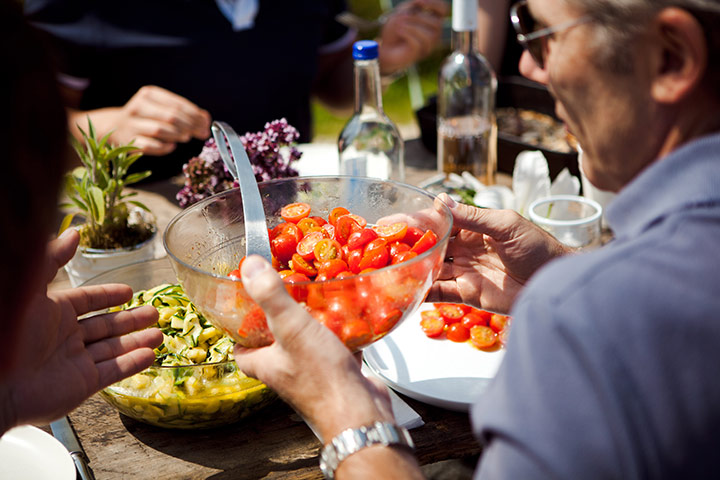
[60,119,155,249]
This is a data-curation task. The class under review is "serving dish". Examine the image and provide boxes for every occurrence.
[0,425,75,479]
[83,258,276,429]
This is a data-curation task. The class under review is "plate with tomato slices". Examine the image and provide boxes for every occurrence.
[363,303,507,412]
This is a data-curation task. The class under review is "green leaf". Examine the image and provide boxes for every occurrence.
[127,200,151,212]
[125,171,152,185]
[88,185,105,224]
[58,214,75,235]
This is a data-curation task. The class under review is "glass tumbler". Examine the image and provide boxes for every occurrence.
[528,195,603,250]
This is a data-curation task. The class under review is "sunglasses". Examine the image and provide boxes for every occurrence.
[510,0,592,69]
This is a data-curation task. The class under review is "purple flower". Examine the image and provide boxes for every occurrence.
[176,118,302,207]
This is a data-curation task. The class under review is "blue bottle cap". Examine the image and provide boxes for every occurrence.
[352,40,379,60]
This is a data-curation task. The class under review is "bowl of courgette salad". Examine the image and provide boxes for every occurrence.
[84,258,276,429]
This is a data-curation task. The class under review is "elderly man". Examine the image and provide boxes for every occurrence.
[232,0,720,478]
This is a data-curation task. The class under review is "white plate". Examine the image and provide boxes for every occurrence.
[0,425,75,479]
[363,303,506,412]
[294,143,339,176]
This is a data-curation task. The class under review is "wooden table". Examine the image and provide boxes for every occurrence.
[48,139,484,479]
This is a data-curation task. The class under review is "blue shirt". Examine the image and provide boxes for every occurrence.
[472,133,720,479]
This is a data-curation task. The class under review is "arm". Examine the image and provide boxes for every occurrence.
[233,255,425,479]
[427,194,570,313]
[0,229,162,434]
[476,0,511,71]
[66,85,212,157]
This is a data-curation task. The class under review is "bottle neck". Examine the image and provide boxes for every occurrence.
[451,29,478,54]
[353,58,383,113]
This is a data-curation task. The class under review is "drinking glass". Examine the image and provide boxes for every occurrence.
[528,195,602,249]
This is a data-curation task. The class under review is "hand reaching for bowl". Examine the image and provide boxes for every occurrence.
[0,229,162,433]
[68,85,212,157]
[427,194,572,314]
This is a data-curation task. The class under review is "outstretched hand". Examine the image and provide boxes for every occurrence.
[0,230,162,432]
[378,0,448,75]
[233,255,394,443]
[428,194,571,314]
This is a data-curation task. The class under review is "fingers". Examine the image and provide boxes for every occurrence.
[87,326,162,364]
[94,346,159,389]
[240,255,319,344]
[51,283,134,317]
[45,229,80,284]
[437,193,524,242]
[80,304,159,344]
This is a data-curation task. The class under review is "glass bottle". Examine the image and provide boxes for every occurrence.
[338,40,405,182]
[437,0,497,185]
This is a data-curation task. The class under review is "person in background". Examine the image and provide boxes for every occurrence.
[0,0,162,436]
[231,0,720,478]
[24,0,447,179]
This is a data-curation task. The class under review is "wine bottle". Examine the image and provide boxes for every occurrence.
[338,40,405,182]
[437,0,497,185]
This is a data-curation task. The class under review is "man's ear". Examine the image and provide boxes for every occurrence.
[650,7,707,104]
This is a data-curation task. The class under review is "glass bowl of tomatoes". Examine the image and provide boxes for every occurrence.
[164,176,453,351]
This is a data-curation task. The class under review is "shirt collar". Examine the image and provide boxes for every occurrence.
[606,131,720,240]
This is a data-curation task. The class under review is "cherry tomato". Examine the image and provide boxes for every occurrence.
[358,245,390,271]
[346,228,378,251]
[314,238,343,262]
[372,222,408,243]
[328,207,350,226]
[283,272,311,283]
[281,202,311,223]
[237,305,271,341]
[446,323,470,342]
[341,319,373,350]
[470,325,497,349]
[309,215,327,226]
[401,226,425,245]
[322,223,335,239]
[363,238,388,256]
[438,304,465,323]
[391,250,417,265]
[270,222,302,242]
[388,241,411,257]
[344,213,367,228]
[317,258,349,279]
[228,268,241,278]
[271,233,298,265]
[335,215,362,245]
[410,230,439,255]
[371,306,402,335]
[420,312,445,338]
[461,312,487,329]
[335,270,354,279]
[296,230,325,261]
[489,314,511,333]
[290,253,318,277]
[297,217,321,235]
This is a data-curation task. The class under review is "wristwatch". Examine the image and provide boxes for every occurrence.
[319,421,415,479]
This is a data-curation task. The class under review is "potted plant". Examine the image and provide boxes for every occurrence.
[60,119,157,286]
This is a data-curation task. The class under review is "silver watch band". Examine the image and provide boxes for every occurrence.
[319,421,415,479]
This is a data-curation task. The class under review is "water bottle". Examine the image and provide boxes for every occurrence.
[437,0,497,185]
[338,40,405,182]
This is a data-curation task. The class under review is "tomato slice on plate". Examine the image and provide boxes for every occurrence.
[446,323,470,342]
[438,304,465,323]
[420,312,445,338]
[470,325,497,349]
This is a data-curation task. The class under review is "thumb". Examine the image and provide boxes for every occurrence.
[240,255,316,343]
[45,228,80,283]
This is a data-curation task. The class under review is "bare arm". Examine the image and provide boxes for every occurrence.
[476,0,511,71]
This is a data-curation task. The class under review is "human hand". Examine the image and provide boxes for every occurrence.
[428,194,571,314]
[232,255,394,443]
[70,85,212,156]
[378,0,448,75]
[0,229,162,431]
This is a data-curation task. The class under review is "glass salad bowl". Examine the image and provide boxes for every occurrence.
[163,176,453,351]
[83,258,276,429]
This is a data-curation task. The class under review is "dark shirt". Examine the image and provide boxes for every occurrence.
[25,0,349,178]
[472,132,720,479]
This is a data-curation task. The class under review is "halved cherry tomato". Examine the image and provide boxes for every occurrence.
[281,202,311,223]
[401,226,425,245]
[328,207,350,226]
[470,325,497,349]
[322,223,335,239]
[347,228,378,251]
[388,241,411,257]
[237,305,271,340]
[309,215,327,226]
[344,213,367,228]
[228,268,242,278]
[420,311,445,338]
[335,215,362,245]
[372,222,408,243]
[290,253,318,277]
[341,319,373,350]
[410,230,438,255]
[489,314,511,333]
[296,231,325,261]
[358,245,390,271]
[438,304,465,324]
[270,222,302,242]
[371,306,402,335]
[297,217,321,235]
[363,238,388,256]
[271,233,298,265]
[314,238,343,262]
[347,248,363,274]
[283,272,311,283]
[446,323,470,342]
[277,269,294,279]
